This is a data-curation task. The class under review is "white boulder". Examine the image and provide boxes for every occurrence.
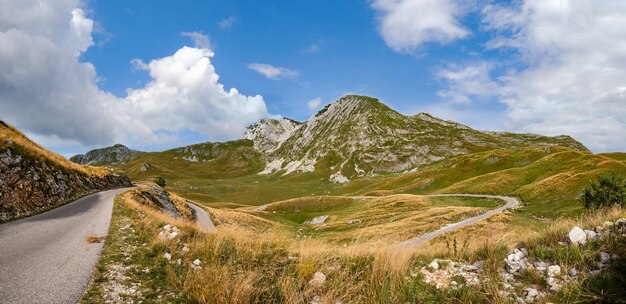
[568,226,587,245]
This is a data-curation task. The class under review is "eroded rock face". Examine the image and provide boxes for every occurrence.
[0,147,132,222]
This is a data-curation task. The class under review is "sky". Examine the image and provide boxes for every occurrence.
[1,0,626,156]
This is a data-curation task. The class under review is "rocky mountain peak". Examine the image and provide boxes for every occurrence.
[242,118,302,153]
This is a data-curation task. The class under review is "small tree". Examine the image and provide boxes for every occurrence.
[580,174,626,210]
[154,176,166,188]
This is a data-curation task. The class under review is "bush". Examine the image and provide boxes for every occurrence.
[580,174,626,210]
[154,176,166,188]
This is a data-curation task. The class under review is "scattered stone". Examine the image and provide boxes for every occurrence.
[193,259,202,266]
[164,252,171,261]
[304,216,329,225]
[598,252,611,263]
[547,277,562,291]
[309,271,327,288]
[310,295,321,304]
[584,230,598,241]
[429,260,439,270]
[547,265,561,277]
[568,226,587,245]
[182,246,189,253]
[524,288,541,302]
[568,268,578,277]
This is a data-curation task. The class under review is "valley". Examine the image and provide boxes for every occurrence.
[2,95,626,303]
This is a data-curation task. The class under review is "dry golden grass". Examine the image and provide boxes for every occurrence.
[0,120,110,177]
[101,188,626,303]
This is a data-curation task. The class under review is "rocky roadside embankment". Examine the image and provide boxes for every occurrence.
[0,145,132,222]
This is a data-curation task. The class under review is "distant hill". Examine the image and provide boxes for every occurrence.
[0,121,132,222]
[70,144,142,165]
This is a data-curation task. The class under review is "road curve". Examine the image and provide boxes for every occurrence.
[399,194,520,247]
[0,187,133,304]
[187,202,216,231]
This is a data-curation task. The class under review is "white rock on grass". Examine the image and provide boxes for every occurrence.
[568,226,587,245]
[584,230,598,241]
[164,252,171,261]
[193,259,202,266]
[429,260,439,270]
[547,265,561,277]
[304,216,329,225]
[568,268,578,277]
[524,288,541,302]
[309,271,327,288]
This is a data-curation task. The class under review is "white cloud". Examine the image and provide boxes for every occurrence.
[371,0,470,53]
[126,47,268,140]
[0,0,269,151]
[219,16,236,29]
[307,97,322,110]
[248,63,299,80]
[181,31,211,49]
[436,0,626,152]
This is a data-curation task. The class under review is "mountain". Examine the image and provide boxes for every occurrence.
[248,95,587,182]
[0,121,132,222]
[70,144,142,165]
[242,118,302,153]
[120,139,264,180]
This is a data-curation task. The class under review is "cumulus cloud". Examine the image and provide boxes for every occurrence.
[248,63,299,80]
[307,97,322,110]
[371,0,470,53]
[436,0,626,152]
[0,0,269,151]
[126,46,268,140]
[218,16,236,29]
[181,31,211,49]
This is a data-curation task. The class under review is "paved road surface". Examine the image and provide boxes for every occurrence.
[399,194,520,247]
[187,202,216,231]
[0,188,133,304]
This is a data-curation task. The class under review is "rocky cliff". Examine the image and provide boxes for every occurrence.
[0,121,132,222]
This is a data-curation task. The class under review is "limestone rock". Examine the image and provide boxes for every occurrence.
[568,226,587,245]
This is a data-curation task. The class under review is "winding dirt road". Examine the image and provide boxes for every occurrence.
[399,194,521,247]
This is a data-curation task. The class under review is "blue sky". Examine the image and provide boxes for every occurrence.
[1,0,626,155]
[87,1,457,119]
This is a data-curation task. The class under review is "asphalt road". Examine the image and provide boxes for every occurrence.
[399,194,520,247]
[187,202,216,231]
[0,188,133,304]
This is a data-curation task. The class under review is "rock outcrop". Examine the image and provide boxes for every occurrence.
[0,141,132,222]
[70,144,141,166]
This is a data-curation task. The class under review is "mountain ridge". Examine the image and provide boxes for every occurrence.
[70,95,588,184]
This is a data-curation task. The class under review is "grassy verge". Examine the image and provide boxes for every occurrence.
[84,191,626,303]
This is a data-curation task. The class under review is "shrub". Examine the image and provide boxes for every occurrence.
[580,174,626,210]
[154,176,166,188]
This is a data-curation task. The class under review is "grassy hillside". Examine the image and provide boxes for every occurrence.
[120,144,625,220]
[345,146,626,217]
